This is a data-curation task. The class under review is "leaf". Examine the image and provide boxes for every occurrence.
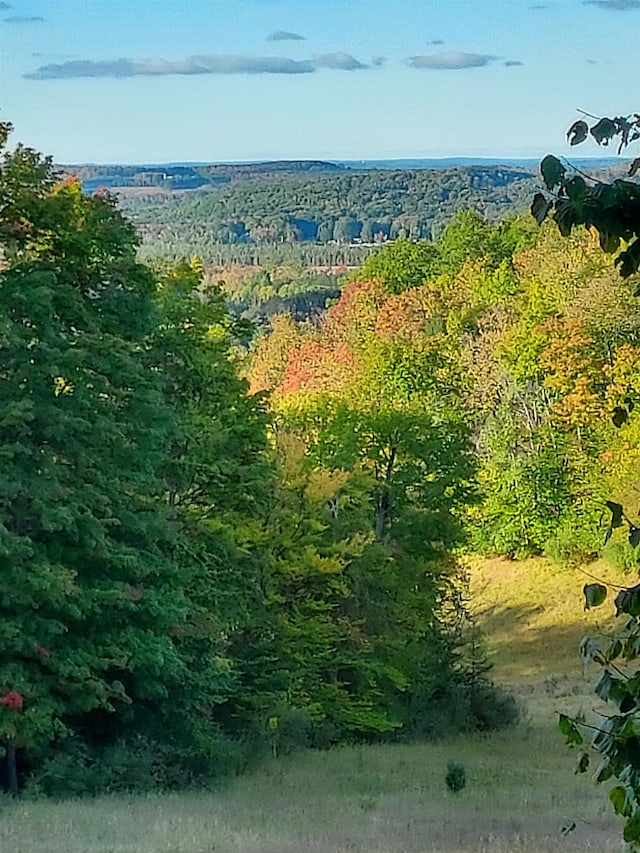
[567,120,589,146]
[630,158,640,178]
[553,198,575,237]
[590,117,618,146]
[612,406,629,428]
[610,785,631,817]
[559,713,583,745]
[540,154,566,191]
[595,670,615,701]
[606,500,624,528]
[591,182,618,208]
[595,761,613,783]
[615,584,640,618]
[599,231,621,254]
[565,176,587,202]
[531,192,552,225]
[619,693,637,714]
[623,809,640,844]
[607,638,623,661]
[576,751,590,774]
[618,239,640,279]
[584,583,607,609]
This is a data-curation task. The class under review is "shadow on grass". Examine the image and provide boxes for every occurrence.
[477,603,602,681]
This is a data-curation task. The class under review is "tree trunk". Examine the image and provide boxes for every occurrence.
[6,742,18,795]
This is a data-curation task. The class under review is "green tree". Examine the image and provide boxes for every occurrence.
[266,280,491,739]
[0,123,186,791]
[118,259,274,778]
[358,238,440,294]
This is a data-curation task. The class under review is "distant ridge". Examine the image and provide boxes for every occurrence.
[63,156,630,194]
[338,156,626,170]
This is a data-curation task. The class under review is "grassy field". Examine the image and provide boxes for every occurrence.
[2,556,631,853]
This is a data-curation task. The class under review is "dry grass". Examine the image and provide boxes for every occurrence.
[0,729,623,852]
[1,555,630,852]
[468,554,630,721]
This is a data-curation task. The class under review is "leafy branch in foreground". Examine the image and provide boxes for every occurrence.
[563,568,640,847]
[531,111,640,279]
[538,109,640,849]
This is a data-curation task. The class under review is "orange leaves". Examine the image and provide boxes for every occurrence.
[277,340,356,396]
[538,317,604,428]
[374,286,443,341]
[248,314,304,394]
[323,279,385,342]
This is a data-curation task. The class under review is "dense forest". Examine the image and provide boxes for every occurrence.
[81,163,543,267]
[250,211,640,568]
[5,115,640,844]
[0,125,517,796]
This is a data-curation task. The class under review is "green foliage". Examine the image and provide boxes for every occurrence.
[445,761,466,793]
[0,122,275,793]
[112,165,539,265]
[257,263,517,743]
[0,124,188,787]
[532,112,640,278]
[358,239,440,294]
[541,109,640,851]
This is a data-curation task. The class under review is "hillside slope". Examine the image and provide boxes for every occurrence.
[469,555,632,721]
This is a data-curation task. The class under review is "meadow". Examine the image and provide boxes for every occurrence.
[1,556,629,853]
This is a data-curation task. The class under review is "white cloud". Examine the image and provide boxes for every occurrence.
[407,51,498,70]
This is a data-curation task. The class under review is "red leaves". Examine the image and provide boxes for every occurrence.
[0,692,23,711]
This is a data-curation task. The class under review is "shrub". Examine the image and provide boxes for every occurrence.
[445,761,466,793]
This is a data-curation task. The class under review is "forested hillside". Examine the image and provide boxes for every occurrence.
[88,164,542,266]
[250,210,640,570]
[5,119,640,833]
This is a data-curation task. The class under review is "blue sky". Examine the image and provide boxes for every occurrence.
[1,0,638,163]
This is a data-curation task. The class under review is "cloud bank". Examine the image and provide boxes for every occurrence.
[267,30,305,41]
[407,51,498,70]
[25,52,371,80]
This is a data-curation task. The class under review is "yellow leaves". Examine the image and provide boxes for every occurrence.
[53,375,73,396]
[52,174,82,195]
[304,468,350,504]
[248,313,305,395]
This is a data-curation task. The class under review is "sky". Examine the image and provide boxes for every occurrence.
[0,0,638,164]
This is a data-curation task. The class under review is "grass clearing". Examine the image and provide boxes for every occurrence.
[3,556,629,852]
[0,728,623,852]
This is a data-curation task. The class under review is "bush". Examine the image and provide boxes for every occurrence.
[24,732,251,797]
[468,683,520,732]
[445,761,466,793]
